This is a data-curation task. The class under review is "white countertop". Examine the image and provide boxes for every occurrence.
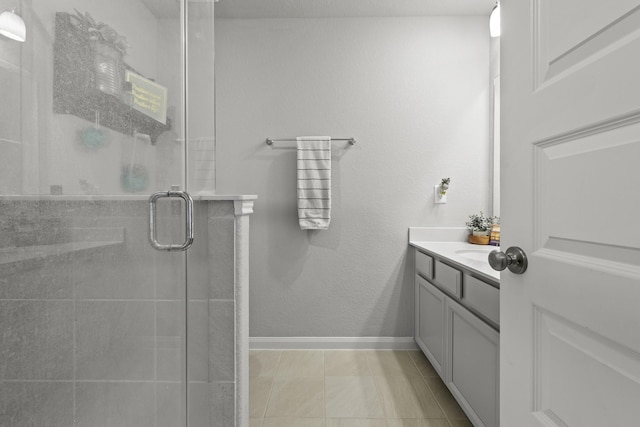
[409,241,500,283]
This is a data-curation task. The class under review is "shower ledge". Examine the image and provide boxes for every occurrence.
[0,194,257,201]
[0,227,125,274]
[0,240,124,273]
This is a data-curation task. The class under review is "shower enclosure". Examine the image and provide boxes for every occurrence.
[0,0,252,426]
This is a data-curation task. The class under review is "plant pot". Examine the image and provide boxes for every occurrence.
[469,234,490,245]
[472,230,490,237]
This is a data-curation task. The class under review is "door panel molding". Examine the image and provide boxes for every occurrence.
[533,112,640,257]
[534,0,640,89]
[533,306,640,426]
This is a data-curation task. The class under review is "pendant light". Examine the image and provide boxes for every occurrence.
[0,9,26,42]
[489,2,501,38]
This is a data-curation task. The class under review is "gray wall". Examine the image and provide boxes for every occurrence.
[215,16,491,338]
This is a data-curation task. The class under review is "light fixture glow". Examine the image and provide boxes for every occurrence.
[0,9,26,42]
[489,2,501,38]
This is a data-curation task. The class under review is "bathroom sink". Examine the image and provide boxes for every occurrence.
[454,249,492,263]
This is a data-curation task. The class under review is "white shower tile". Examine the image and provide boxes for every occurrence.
[208,201,235,218]
[156,301,183,382]
[75,382,155,427]
[156,383,183,427]
[0,381,74,426]
[188,301,209,382]
[210,382,235,427]
[155,252,186,300]
[75,301,155,380]
[156,300,209,382]
[0,301,73,380]
[186,203,210,300]
[208,217,235,299]
[155,382,211,427]
[189,382,211,426]
[209,299,235,381]
[0,258,73,299]
[73,219,155,300]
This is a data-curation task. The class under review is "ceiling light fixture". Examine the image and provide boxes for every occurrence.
[489,2,501,38]
[0,9,26,42]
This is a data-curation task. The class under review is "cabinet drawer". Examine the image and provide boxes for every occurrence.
[415,250,434,279]
[464,276,499,326]
[434,260,461,298]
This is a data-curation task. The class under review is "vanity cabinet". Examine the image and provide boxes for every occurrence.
[414,248,500,427]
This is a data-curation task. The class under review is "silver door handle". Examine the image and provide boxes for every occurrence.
[489,246,528,274]
[148,190,194,251]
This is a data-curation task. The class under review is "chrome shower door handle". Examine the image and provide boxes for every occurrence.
[148,190,194,251]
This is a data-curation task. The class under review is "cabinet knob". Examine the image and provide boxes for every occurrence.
[488,247,528,274]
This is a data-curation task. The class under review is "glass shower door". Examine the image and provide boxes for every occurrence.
[0,0,206,425]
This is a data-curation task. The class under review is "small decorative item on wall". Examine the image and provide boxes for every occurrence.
[125,70,168,124]
[466,211,499,245]
[435,177,451,204]
[53,10,171,143]
[440,177,450,195]
[70,9,129,97]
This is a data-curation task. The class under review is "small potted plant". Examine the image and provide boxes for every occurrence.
[466,212,498,244]
[439,177,450,196]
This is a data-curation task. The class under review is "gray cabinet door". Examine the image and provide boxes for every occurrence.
[446,298,499,427]
[415,275,446,377]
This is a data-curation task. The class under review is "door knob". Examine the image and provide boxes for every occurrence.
[488,246,528,274]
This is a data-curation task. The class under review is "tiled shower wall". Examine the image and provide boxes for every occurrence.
[0,198,249,427]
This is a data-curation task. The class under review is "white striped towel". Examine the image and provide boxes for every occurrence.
[297,136,331,230]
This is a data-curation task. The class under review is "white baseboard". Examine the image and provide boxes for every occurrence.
[249,337,418,350]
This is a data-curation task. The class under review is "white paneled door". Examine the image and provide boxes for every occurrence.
[501,1,640,426]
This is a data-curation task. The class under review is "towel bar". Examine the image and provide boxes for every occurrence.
[266,137,356,146]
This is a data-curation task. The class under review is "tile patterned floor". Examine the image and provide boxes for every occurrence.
[249,350,473,427]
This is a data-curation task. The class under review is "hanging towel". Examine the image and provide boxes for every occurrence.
[297,136,331,230]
